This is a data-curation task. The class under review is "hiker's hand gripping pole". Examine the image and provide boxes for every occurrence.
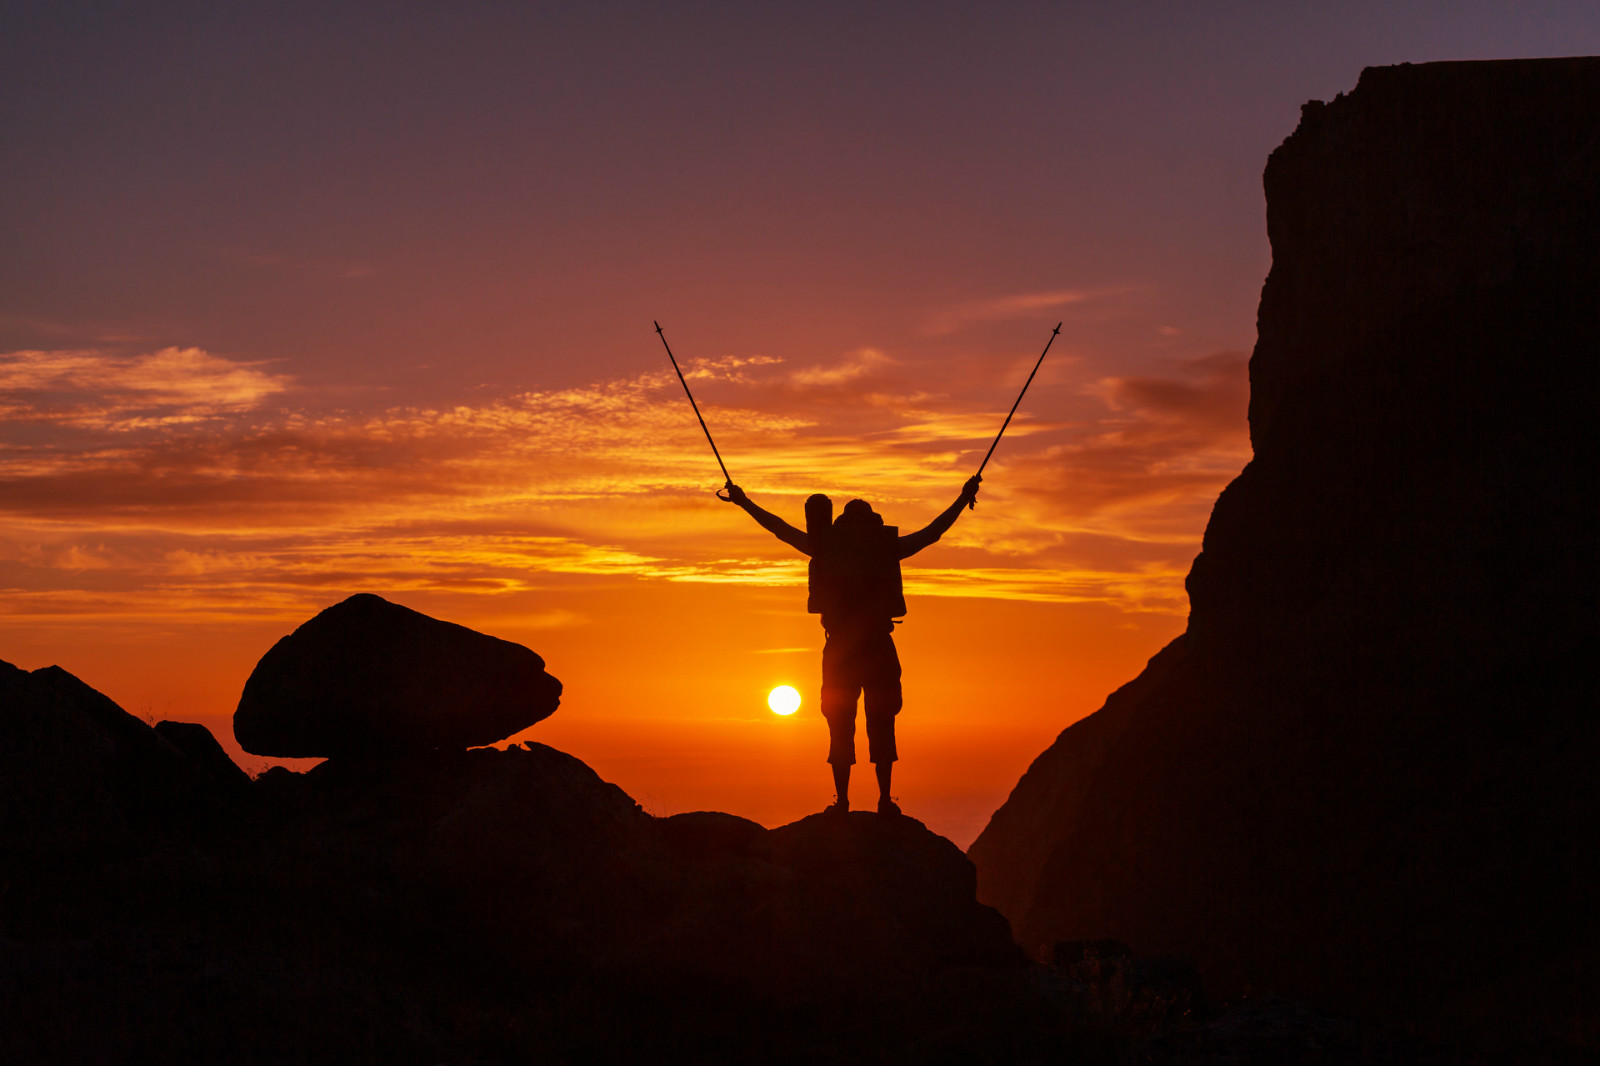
[655,321,735,500]
[970,322,1062,509]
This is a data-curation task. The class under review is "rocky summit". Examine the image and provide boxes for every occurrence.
[233,593,563,758]
[642,808,1025,999]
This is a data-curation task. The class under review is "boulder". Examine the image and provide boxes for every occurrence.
[155,719,253,798]
[233,593,562,758]
[656,809,767,862]
[754,811,1025,974]
[641,809,1024,997]
[968,57,1600,1055]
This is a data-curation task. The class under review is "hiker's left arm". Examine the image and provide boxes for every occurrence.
[896,476,981,558]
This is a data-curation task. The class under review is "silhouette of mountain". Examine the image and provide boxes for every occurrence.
[1,659,246,856]
[969,57,1600,1055]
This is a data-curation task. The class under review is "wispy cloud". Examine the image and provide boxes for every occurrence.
[0,348,290,429]
[923,288,1128,336]
[789,347,893,385]
[0,343,1250,625]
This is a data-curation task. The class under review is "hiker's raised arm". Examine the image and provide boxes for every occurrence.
[722,483,811,555]
[896,476,981,558]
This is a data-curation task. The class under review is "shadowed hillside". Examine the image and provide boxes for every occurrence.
[2,652,1048,1063]
[970,57,1600,1056]
[3,646,1424,1062]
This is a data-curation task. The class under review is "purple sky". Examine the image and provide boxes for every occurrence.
[8,3,1595,399]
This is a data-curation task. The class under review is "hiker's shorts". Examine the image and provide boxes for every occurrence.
[820,631,902,766]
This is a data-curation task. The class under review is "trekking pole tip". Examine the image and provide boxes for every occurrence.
[654,320,662,332]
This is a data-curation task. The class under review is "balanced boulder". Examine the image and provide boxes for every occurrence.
[233,593,562,758]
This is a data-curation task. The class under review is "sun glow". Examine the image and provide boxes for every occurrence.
[767,685,801,715]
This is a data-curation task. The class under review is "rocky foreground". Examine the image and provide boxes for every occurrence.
[1,657,1423,1064]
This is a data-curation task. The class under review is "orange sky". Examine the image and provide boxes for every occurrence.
[4,4,1594,845]
[0,335,1244,843]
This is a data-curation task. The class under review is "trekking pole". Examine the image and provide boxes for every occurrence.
[970,322,1062,509]
[654,321,734,498]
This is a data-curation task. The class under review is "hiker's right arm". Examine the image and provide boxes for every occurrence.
[896,475,981,558]
[721,483,811,555]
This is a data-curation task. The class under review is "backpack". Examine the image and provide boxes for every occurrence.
[807,497,906,621]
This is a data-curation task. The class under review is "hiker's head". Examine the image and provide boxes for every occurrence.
[835,498,883,535]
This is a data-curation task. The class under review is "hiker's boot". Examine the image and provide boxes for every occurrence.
[877,796,901,817]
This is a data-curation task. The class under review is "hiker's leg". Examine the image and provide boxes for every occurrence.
[863,634,904,813]
[866,706,899,813]
[833,762,851,808]
[821,701,857,809]
[821,635,861,809]
[863,687,902,769]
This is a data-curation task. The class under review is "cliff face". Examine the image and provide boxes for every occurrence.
[969,58,1600,1050]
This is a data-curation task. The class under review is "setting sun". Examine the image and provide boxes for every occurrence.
[767,685,801,716]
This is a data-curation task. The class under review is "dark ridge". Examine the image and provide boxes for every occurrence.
[3,656,1410,1061]
[969,56,1600,1057]
[4,660,1058,1062]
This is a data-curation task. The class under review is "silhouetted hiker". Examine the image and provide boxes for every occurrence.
[723,476,981,816]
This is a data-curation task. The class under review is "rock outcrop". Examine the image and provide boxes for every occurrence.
[0,658,244,854]
[6,660,1427,1061]
[5,660,1030,1062]
[969,57,1600,1054]
[233,593,562,758]
[155,719,253,799]
[239,757,1023,997]
[643,810,1024,997]
[755,812,1022,972]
